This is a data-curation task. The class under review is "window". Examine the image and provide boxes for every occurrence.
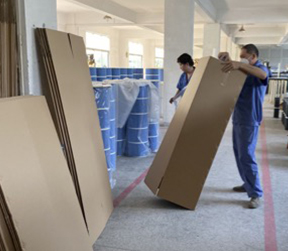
[155,47,164,68]
[129,42,143,68]
[86,32,110,67]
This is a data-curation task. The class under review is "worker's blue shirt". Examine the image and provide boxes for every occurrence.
[176,73,190,91]
[233,60,269,126]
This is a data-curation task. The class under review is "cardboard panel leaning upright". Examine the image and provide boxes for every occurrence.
[0,96,92,251]
[145,56,246,210]
[37,29,113,243]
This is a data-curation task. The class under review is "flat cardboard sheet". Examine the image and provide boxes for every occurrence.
[37,28,113,243]
[145,56,246,209]
[0,96,92,250]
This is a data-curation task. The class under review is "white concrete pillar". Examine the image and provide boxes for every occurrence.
[143,40,155,69]
[220,32,228,52]
[203,24,221,57]
[163,0,195,124]
[19,0,57,95]
[118,35,129,68]
[231,43,241,61]
[226,37,233,56]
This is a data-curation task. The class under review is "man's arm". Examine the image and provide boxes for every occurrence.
[221,61,267,80]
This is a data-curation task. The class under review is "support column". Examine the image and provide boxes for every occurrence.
[18,0,57,95]
[203,24,221,57]
[226,36,233,56]
[163,0,195,124]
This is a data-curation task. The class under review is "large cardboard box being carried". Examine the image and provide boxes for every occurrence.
[145,57,246,210]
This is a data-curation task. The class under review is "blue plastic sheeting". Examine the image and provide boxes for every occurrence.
[149,123,159,152]
[109,84,117,170]
[94,85,111,170]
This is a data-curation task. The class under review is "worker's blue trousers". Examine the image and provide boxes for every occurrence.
[233,124,263,198]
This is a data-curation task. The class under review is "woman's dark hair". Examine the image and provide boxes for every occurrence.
[177,53,194,67]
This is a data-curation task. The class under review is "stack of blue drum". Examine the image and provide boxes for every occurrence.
[125,85,149,157]
[89,67,161,157]
[89,67,146,81]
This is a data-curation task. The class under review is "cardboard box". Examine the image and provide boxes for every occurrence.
[0,0,19,98]
[145,56,246,209]
[0,96,92,250]
[36,29,113,243]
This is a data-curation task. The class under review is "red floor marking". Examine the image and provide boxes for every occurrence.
[113,168,149,208]
[260,122,278,251]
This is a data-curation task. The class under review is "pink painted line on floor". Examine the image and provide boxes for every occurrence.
[260,122,278,251]
[113,168,149,208]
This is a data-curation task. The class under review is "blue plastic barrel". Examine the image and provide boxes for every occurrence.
[127,68,134,79]
[117,126,126,156]
[133,68,143,79]
[146,68,160,88]
[125,85,149,157]
[146,68,160,80]
[120,68,128,79]
[89,67,97,82]
[106,68,112,80]
[96,68,107,82]
[112,68,120,80]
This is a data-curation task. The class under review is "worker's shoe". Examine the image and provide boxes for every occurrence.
[232,185,246,192]
[248,197,260,209]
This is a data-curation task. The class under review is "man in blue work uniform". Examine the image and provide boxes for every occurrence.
[219,44,269,209]
[169,53,195,104]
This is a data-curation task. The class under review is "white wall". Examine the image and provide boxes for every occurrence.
[21,0,57,95]
[193,47,203,59]
[259,46,288,71]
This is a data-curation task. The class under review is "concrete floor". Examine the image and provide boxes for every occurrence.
[94,101,288,251]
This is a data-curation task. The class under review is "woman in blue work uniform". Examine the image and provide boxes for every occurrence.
[169,53,195,104]
[218,44,269,209]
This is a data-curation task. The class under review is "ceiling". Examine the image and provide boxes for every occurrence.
[111,0,164,13]
[57,0,91,12]
[211,0,288,10]
[57,0,288,47]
